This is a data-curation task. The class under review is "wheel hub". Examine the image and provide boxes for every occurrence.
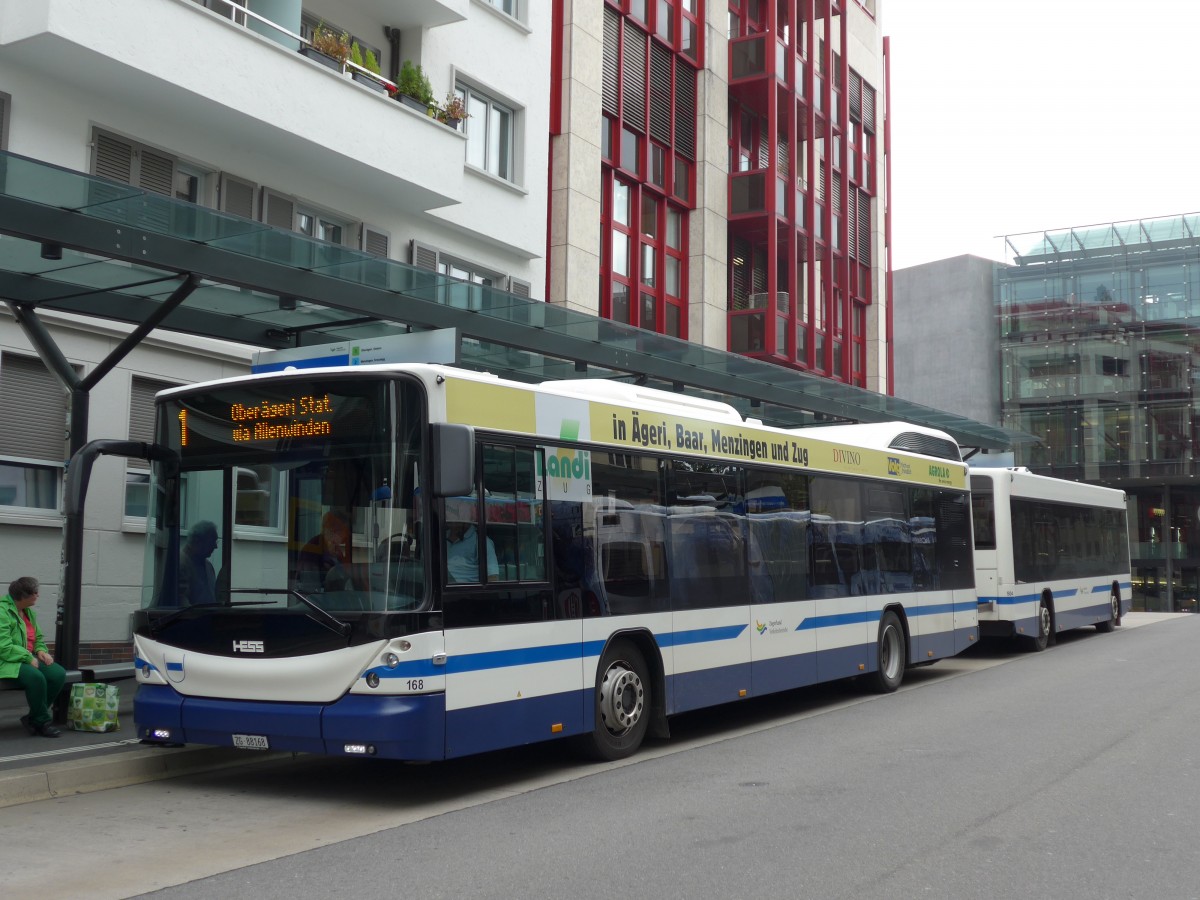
[600,663,644,734]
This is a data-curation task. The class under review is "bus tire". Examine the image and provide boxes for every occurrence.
[870,610,905,693]
[581,640,650,761]
[1096,589,1119,633]
[1025,598,1053,652]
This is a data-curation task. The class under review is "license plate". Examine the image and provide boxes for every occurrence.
[232,733,270,751]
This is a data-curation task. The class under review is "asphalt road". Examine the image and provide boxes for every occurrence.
[4,614,1197,900]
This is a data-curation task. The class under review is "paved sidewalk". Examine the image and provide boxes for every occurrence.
[0,679,292,808]
[0,612,1189,808]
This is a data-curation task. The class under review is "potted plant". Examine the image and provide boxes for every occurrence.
[349,41,386,93]
[438,92,469,130]
[302,24,350,72]
[391,60,434,113]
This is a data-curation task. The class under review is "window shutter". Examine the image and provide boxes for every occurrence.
[847,190,858,260]
[648,43,672,144]
[508,277,532,298]
[137,148,176,196]
[360,224,391,258]
[602,7,620,117]
[262,188,295,230]
[219,173,257,219]
[94,132,135,185]
[0,354,67,462]
[857,190,871,264]
[621,21,646,128]
[411,240,440,271]
[849,71,862,123]
[128,376,174,470]
[674,58,696,160]
[862,83,876,134]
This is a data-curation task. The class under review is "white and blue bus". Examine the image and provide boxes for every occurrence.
[133,365,979,761]
[970,467,1131,651]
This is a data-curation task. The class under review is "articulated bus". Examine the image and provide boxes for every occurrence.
[133,364,979,761]
[970,468,1131,651]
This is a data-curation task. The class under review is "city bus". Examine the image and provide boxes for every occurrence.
[970,467,1131,650]
[133,364,979,761]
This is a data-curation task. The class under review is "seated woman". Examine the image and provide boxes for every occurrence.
[297,511,353,590]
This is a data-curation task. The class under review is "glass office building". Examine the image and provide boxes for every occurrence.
[998,213,1200,612]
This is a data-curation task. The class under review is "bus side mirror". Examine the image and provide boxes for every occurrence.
[432,423,474,497]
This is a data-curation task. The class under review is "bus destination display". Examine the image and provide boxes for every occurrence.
[228,394,334,443]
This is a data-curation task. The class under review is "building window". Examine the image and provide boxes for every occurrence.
[603,175,687,334]
[0,354,67,513]
[411,240,530,305]
[482,0,521,20]
[460,84,517,183]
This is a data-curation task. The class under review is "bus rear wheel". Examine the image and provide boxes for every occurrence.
[1096,590,1119,633]
[869,611,906,693]
[1025,598,1052,652]
[581,640,650,761]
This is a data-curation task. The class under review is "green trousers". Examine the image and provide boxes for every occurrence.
[16,661,68,726]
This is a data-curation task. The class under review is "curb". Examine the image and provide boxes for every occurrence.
[0,746,295,809]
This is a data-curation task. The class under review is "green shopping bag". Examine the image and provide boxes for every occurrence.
[67,682,121,733]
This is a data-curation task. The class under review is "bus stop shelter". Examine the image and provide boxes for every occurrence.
[0,150,1029,669]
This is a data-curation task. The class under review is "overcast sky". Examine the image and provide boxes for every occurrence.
[883,0,1200,270]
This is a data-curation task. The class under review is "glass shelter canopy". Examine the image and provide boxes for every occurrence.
[0,151,1023,451]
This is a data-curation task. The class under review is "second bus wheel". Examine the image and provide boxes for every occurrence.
[579,639,650,761]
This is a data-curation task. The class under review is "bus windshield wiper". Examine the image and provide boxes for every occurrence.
[229,588,352,639]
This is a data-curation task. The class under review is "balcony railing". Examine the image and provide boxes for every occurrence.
[197,0,459,123]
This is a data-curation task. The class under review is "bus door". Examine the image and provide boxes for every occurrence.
[440,443,576,757]
[970,476,1000,621]
[809,478,870,682]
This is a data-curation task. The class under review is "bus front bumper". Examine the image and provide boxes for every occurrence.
[134,683,446,760]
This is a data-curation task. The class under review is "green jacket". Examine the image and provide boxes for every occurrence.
[0,592,48,679]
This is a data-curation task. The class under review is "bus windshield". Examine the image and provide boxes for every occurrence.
[140,375,427,617]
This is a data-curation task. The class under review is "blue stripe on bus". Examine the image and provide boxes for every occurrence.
[654,624,749,647]
[982,583,1125,608]
[370,627,748,681]
[908,601,975,617]
[796,610,881,630]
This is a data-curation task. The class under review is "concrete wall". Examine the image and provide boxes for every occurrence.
[892,254,1001,428]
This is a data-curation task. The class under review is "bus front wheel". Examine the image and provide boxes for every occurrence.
[581,640,650,761]
[870,611,906,693]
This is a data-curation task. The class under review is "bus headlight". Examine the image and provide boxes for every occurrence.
[366,672,380,688]
[384,652,400,668]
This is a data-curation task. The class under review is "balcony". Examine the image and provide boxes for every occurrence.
[0,0,468,213]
